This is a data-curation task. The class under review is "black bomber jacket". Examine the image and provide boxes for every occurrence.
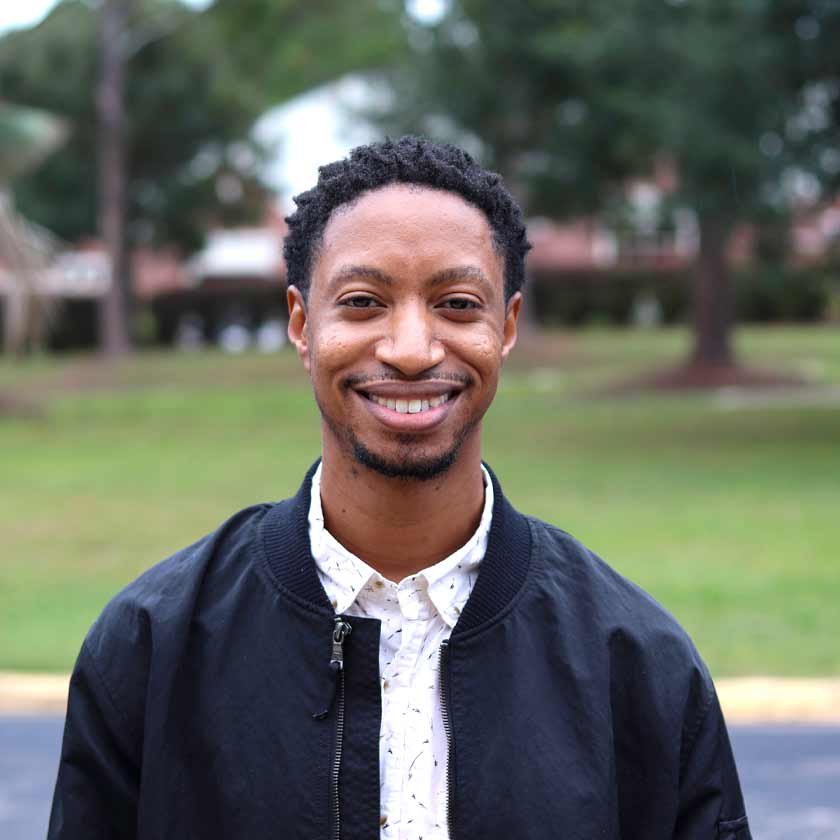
[49,462,751,839]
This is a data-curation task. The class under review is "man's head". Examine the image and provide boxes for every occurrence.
[284,136,530,303]
[284,136,530,481]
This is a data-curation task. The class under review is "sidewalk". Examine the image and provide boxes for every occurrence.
[2,671,839,722]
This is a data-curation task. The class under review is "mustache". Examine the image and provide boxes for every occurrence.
[343,371,474,388]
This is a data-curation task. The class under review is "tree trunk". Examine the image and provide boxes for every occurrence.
[690,215,735,367]
[97,0,132,356]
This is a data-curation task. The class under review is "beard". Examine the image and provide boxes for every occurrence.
[317,397,479,482]
[350,426,475,481]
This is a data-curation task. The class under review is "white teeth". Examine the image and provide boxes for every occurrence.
[367,392,452,413]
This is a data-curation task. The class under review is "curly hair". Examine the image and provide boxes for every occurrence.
[283,136,530,302]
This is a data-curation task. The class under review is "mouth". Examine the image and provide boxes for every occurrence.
[361,391,452,415]
[352,384,463,430]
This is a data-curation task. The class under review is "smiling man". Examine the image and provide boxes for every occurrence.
[49,137,751,840]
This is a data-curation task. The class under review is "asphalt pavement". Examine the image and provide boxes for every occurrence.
[1,716,63,840]
[1,716,838,838]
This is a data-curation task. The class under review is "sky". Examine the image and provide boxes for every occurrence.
[255,78,379,208]
[0,0,60,34]
[0,0,213,35]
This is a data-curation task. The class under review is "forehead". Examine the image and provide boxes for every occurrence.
[312,184,502,287]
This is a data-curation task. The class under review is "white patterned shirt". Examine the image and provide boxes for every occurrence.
[308,463,493,840]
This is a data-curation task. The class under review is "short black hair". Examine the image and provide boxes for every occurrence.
[283,136,530,302]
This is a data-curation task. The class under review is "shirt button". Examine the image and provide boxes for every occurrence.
[383,679,390,691]
[374,580,385,589]
[379,815,388,827]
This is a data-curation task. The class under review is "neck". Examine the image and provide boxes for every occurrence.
[318,434,486,582]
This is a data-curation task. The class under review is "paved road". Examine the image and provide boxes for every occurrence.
[0,716,63,840]
[1,717,839,838]
[732,725,840,839]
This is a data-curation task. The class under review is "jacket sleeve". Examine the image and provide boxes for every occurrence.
[48,640,142,839]
[674,686,751,840]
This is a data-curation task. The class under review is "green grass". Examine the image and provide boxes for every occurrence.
[2,325,839,676]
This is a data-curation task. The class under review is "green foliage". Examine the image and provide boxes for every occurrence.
[531,264,832,326]
[0,0,406,251]
[379,0,840,222]
[202,0,406,113]
[735,263,832,323]
[0,103,67,182]
[0,4,98,238]
[0,0,269,250]
[531,270,687,326]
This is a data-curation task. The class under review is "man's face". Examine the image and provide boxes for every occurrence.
[287,183,521,480]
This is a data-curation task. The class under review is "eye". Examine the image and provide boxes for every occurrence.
[340,295,380,309]
[439,297,480,311]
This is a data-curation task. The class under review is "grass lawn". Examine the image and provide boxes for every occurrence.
[1,325,839,676]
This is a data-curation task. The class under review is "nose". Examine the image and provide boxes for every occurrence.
[374,302,445,376]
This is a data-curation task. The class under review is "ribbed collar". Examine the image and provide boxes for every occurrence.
[258,459,532,638]
[308,461,493,624]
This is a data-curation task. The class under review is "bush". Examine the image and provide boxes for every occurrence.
[530,270,688,327]
[735,264,832,323]
[530,264,833,326]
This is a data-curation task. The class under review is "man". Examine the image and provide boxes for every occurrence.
[49,136,751,839]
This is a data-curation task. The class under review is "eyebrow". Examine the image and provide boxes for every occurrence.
[327,264,495,297]
[328,265,395,293]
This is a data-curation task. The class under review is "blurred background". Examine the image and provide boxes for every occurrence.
[1,0,839,834]
[2,0,839,678]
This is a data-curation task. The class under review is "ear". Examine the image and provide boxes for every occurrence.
[501,291,522,360]
[286,285,310,371]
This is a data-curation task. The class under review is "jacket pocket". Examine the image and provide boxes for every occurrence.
[718,815,751,839]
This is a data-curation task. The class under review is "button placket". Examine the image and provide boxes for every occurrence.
[309,461,495,839]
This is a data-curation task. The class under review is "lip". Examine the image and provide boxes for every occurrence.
[355,389,459,432]
[353,381,463,400]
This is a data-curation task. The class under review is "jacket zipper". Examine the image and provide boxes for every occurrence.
[314,617,352,840]
[439,639,456,839]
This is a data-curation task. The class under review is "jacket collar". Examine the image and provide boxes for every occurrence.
[259,459,532,637]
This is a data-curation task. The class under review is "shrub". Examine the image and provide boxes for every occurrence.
[530,264,832,326]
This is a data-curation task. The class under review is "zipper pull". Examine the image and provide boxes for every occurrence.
[330,618,352,672]
[313,618,352,720]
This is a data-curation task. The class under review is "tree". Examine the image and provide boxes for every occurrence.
[97,0,132,355]
[0,0,406,353]
[201,0,405,112]
[0,0,270,353]
[377,0,840,381]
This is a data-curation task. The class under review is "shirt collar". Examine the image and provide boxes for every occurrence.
[308,462,493,626]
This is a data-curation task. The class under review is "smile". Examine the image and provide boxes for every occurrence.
[353,385,461,432]
[364,393,451,414]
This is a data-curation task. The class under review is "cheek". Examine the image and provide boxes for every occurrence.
[309,326,365,380]
[462,329,504,373]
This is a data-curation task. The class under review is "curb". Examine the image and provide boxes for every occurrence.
[716,677,840,724]
[2,672,840,723]
[0,672,70,715]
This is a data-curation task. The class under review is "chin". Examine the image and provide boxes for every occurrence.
[351,438,463,481]
[318,394,482,481]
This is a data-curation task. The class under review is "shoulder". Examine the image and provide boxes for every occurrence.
[88,502,272,641]
[525,516,712,694]
[79,502,276,722]
[527,517,681,623]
